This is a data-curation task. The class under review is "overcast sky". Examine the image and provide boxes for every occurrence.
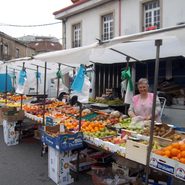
[0,0,73,43]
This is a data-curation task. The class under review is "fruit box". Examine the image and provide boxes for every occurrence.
[1,107,24,122]
[69,155,97,172]
[175,159,185,181]
[126,137,171,165]
[46,116,65,126]
[150,151,176,176]
[162,128,185,142]
[41,124,83,151]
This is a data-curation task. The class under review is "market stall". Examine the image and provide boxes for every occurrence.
[1,24,185,185]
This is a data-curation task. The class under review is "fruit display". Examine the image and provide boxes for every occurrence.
[103,136,127,147]
[141,140,165,150]
[164,133,182,142]
[155,140,185,163]
[10,96,26,101]
[89,97,123,105]
[84,127,116,138]
[0,99,11,103]
[111,117,131,129]
[142,124,170,137]
[5,102,26,107]
[89,114,110,121]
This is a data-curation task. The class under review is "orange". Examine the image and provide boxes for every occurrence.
[180,144,185,151]
[164,150,171,158]
[172,142,181,149]
[180,158,185,164]
[163,155,169,158]
[171,156,179,160]
[163,146,172,152]
[171,148,180,156]
[177,153,182,159]
[155,151,164,156]
[181,151,185,158]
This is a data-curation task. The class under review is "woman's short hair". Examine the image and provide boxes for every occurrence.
[137,78,149,87]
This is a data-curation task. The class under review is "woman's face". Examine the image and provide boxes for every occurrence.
[138,83,148,96]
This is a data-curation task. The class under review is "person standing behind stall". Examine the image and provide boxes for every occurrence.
[128,78,162,123]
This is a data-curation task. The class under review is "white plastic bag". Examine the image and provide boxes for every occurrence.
[54,78,64,91]
[124,82,134,104]
[16,78,28,94]
[128,116,145,130]
[75,76,90,103]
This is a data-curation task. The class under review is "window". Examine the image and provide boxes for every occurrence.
[73,23,81,48]
[4,45,8,55]
[15,49,19,58]
[102,13,113,41]
[144,1,160,31]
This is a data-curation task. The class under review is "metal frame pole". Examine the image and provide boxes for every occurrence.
[12,69,15,92]
[145,39,162,185]
[5,66,7,104]
[36,66,39,100]
[57,63,61,98]
[76,102,82,181]
[41,62,47,157]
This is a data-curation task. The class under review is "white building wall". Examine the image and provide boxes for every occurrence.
[63,0,185,48]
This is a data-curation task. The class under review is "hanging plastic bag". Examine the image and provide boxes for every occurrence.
[74,76,90,103]
[16,78,28,94]
[54,78,64,91]
[124,82,134,104]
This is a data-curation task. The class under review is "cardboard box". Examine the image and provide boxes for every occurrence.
[175,161,185,181]
[69,155,97,172]
[48,146,74,185]
[46,115,66,126]
[150,152,176,176]
[41,124,83,152]
[84,133,94,145]
[3,119,19,146]
[1,107,24,122]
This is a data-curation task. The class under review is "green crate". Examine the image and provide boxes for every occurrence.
[77,113,100,120]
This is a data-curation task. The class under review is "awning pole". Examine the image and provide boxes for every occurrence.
[36,66,39,100]
[57,63,61,99]
[145,39,162,185]
[41,62,47,157]
[5,66,7,104]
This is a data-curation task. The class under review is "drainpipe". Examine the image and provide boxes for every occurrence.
[119,0,121,36]
[63,19,67,49]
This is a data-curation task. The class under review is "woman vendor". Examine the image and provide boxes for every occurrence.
[128,78,162,123]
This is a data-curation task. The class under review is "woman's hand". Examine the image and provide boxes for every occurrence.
[142,116,150,121]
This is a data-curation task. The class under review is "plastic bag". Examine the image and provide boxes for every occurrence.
[127,116,144,130]
[16,78,28,94]
[75,76,90,103]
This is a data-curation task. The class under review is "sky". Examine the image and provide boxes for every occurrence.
[0,0,73,43]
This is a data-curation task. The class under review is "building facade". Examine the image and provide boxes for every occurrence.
[53,0,185,49]
[0,32,36,62]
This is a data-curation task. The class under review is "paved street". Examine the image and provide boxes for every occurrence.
[0,125,93,185]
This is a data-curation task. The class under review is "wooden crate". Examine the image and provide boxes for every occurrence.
[33,130,41,140]
[126,140,148,165]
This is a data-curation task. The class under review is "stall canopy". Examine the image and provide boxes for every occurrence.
[2,24,185,68]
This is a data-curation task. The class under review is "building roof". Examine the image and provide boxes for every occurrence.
[53,0,90,15]
[0,31,28,47]
[28,41,62,52]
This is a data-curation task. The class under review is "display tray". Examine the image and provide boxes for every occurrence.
[91,103,109,108]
